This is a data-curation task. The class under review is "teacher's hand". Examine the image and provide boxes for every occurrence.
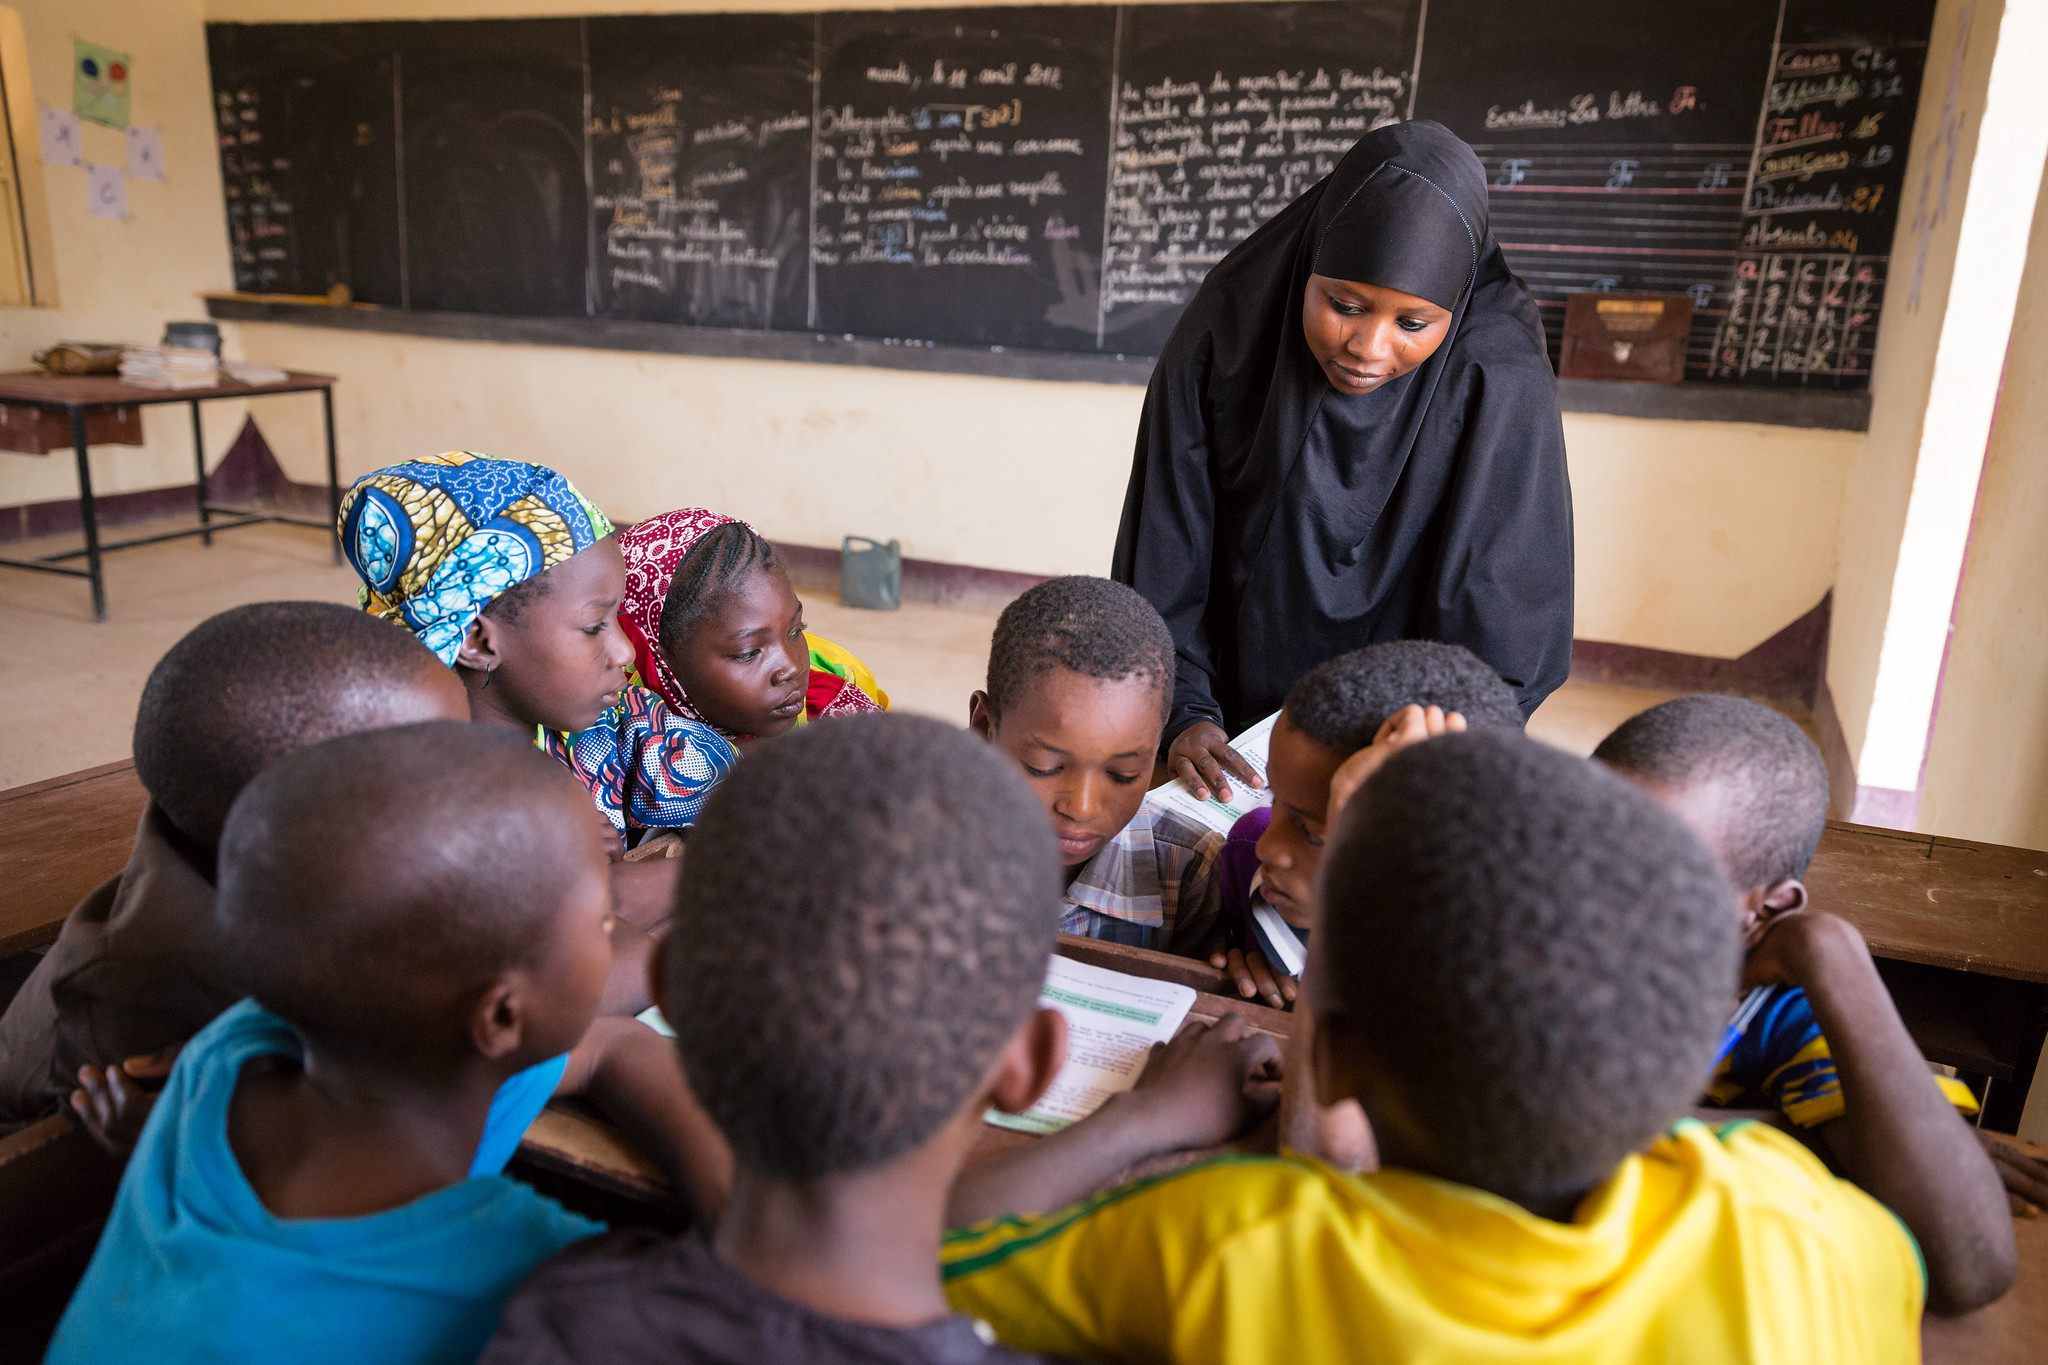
[1167,721,1265,804]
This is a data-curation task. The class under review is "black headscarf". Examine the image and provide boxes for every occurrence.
[1111,120,1574,740]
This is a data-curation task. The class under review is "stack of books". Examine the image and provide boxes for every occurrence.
[119,345,219,389]
[223,359,289,385]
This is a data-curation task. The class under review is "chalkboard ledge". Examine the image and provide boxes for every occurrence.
[203,297,1873,430]
[202,297,1156,387]
[1556,379,1870,432]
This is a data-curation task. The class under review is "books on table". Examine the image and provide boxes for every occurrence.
[985,956,1197,1136]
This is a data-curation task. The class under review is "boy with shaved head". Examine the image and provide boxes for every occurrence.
[0,602,469,1131]
[48,722,723,1365]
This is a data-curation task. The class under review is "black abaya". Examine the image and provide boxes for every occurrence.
[1111,121,1574,739]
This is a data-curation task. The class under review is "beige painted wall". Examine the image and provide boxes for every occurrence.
[1918,154,2048,849]
[2,0,1864,660]
[1824,0,2001,774]
[0,0,252,505]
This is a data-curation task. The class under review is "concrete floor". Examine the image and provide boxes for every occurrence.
[0,519,1668,789]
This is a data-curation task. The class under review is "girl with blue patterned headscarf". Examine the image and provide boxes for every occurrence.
[339,451,737,840]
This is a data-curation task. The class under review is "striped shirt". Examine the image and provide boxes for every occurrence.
[1059,803,1224,956]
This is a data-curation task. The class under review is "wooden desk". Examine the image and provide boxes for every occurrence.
[515,943,1289,1209]
[0,369,341,620]
[0,761,146,957]
[1812,823,2048,1129]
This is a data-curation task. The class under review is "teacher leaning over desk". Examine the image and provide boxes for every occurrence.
[1112,120,1575,799]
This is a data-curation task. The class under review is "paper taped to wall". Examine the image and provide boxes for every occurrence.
[985,955,1196,1135]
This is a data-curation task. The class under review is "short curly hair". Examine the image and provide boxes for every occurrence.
[216,722,597,1054]
[1320,731,1737,1202]
[133,601,452,849]
[1286,640,1523,754]
[662,712,1060,1179]
[985,576,1174,723]
[1592,695,1829,890]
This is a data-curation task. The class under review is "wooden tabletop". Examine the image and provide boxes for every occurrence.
[516,946,1290,1203]
[1809,822,2048,984]
[0,761,145,957]
[0,369,336,409]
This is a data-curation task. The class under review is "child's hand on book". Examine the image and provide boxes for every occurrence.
[1127,1013,1283,1150]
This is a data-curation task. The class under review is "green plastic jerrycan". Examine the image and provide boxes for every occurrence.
[840,535,901,611]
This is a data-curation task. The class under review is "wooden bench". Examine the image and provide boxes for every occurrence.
[0,1114,124,1360]
[0,761,146,957]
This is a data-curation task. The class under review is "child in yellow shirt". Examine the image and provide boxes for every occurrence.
[944,731,2011,1362]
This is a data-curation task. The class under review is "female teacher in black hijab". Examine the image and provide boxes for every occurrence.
[1112,120,1573,800]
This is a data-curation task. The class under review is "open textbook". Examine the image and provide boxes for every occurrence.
[986,956,1197,1136]
[1140,709,1281,839]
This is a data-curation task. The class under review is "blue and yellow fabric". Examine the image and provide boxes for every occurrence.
[338,451,613,665]
[1706,984,1979,1127]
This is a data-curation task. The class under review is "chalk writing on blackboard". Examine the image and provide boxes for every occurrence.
[809,9,1113,350]
[1711,41,1922,384]
[217,87,294,292]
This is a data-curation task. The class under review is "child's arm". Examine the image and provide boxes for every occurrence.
[945,1013,1281,1226]
[557,1016,732,1223]
[1748,913,2015,1315]
[598,919,655,1017]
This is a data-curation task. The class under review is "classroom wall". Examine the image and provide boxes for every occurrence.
[1917,155,2048,849]
[1,0,1863,663]
[1823,0,2005,784]
[0,0,248,506]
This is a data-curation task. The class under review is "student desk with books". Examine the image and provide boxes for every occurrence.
[514,935,1288,1209]
[514,935,2048,1363]
[3,757,2047,1121]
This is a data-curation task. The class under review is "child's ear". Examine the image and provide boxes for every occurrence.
[455,615,503,675]
[985,1007,1067,1116]
[967,690,996,740]
[1739,877,1808,942]
[469,977,528,1062]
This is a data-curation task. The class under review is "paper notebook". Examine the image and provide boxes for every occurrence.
[1141,710,1280,838]
[986,956,1197,1136]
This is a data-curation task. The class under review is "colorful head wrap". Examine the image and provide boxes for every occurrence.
[338,451,614,666]
[615,508,889,734]
[615,507,742,724]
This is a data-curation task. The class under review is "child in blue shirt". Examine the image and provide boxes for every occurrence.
[48,721,726,1365]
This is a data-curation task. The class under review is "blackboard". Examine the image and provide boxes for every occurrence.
[811,6,1117,349]
[205,23,402,306]
[1105,2,1420,355]
[588,13,814,331]
[206,0,1937,391]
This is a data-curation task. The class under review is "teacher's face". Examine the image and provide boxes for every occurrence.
[1301,275,1453,395]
